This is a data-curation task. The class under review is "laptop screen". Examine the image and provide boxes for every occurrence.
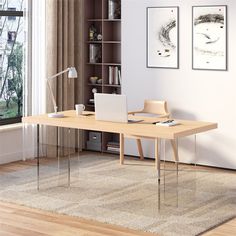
[94,94,128,123]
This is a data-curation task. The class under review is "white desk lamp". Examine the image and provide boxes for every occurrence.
[47,67,78,118]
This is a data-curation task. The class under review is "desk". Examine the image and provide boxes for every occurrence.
[22,110,217,188]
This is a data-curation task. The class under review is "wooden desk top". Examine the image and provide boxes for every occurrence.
[22,110,217,140]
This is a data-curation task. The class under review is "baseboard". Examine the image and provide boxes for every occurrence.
[0,147,35,164]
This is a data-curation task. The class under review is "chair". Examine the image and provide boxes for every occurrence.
[124,100,179,168]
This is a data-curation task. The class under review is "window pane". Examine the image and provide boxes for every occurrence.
[0,0,25,12]
[0,14,24,120]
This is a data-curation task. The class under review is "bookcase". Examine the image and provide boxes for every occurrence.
[83,0,121,153]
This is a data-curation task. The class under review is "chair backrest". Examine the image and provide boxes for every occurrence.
[142,100,169,116]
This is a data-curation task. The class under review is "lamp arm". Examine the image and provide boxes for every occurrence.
[47,68,70,80]
[46,79,57,114]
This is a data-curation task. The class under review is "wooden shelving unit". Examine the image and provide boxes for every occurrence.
[83,0,121,153]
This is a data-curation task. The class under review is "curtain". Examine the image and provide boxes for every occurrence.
[23,0,46,160]
[45,0,82,157]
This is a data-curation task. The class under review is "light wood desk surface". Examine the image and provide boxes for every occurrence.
[22,110,217,140]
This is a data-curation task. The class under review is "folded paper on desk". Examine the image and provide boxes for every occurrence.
[155,120,180,127]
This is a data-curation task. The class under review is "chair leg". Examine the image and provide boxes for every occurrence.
[120,134,124,165]
[170,139,179,162]
[136,139,144,160]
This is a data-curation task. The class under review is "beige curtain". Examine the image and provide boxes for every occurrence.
[45,0,82,157]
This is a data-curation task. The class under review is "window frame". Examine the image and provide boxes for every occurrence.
[0,9,24,125]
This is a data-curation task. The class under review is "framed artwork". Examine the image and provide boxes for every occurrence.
[147,6,179,69]
[192,5,227,70]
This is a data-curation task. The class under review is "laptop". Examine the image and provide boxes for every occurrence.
[94,93,143,123]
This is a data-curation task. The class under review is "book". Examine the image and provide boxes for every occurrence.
[108,66,113,84]
[114,66,119,85]
[107,146,120,152]
[155,120,180,127]
[118,69,121,85]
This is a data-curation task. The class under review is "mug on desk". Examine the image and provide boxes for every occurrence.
[75,104,85,115]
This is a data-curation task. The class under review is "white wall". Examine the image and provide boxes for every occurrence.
[0,127,23,164]
[122,0,236,169]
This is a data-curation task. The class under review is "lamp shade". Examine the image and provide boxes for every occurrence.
[68,67,78,78]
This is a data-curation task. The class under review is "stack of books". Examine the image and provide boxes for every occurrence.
[108,66,121,85]
[107,141,120,152]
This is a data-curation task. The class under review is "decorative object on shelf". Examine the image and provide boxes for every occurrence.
[75,104,85,116]
[108,0,121,19]
[89,98,94,104]
[89,44,102,63]
[89,24,97,41]
[92,87,98,94]
[88,87,97,105]
[112,89,117,94]
[88,87,98,104]
[46,67,78,118]
[192,5,227,70]
[89,76,98,84]
[97,34,102,41]
[147,7,179,68]
[97,78,102,84]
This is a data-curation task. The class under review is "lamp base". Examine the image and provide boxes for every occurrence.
[48,113,64,118]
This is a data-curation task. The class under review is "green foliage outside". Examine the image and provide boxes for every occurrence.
[0,43,23,119]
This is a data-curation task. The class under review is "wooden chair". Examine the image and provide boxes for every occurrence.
[124,100,179,167]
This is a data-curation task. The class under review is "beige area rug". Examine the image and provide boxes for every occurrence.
[0,152,235,236]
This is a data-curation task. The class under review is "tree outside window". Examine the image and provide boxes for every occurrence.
[0,0,25,125]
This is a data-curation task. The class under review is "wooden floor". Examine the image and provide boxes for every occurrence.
[0,159,236,236]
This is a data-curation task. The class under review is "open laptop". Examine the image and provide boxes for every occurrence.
[94,93,143,123]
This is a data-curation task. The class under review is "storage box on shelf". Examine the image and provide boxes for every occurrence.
[86,131,102,151]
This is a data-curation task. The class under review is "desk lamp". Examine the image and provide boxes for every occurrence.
[47,67,78,118]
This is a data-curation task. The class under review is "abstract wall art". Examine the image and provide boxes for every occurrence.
[147,7,179,68]
[192,5,227,70]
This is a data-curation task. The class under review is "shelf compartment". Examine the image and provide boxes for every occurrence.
[85,0,102,19]
[103,21,121,41]
[103,44,121,64]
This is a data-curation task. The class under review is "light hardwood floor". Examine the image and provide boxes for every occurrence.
[0,159,235,236]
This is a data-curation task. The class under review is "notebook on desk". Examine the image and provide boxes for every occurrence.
[94,93,143,123]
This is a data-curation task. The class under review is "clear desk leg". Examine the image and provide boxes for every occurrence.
[57,127,60,184]
[194,135,197,168]
[37,124,40,191]
[155,138,160,182]
[68,128,71,187]
[176,138,179,176]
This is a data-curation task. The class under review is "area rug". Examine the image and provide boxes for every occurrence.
[0,153,235,236]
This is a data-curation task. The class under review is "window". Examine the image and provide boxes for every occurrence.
[8,7,16,20]
[0,0,25,125]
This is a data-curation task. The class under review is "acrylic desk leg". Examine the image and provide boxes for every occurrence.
[120,133,124,165]
[176,138,179,175]
[37,124,40,191]
[194,135,197,168]
[68,128,71,187]
[155,138,160,182]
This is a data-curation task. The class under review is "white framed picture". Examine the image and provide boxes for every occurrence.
[147,6,179,69]
[192,5,227,70]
